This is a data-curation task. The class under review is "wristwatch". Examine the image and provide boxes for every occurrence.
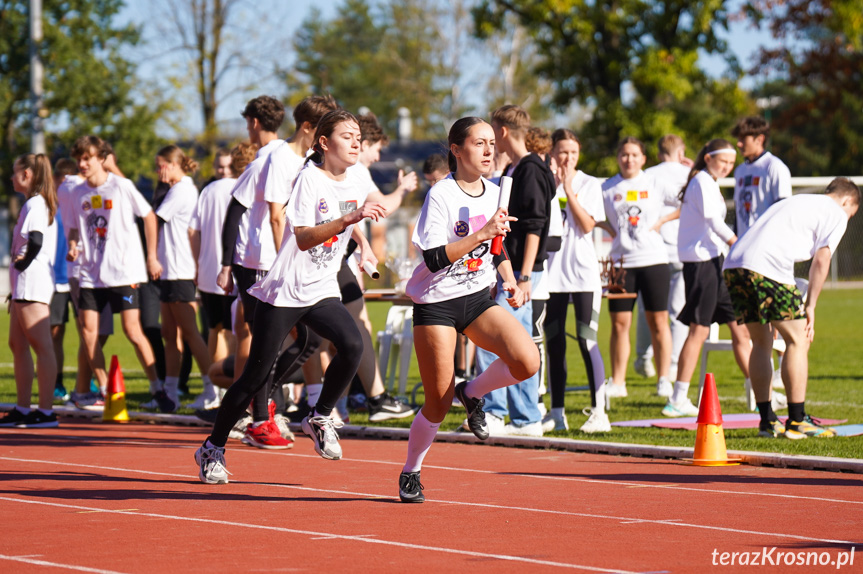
[517,276,531,283]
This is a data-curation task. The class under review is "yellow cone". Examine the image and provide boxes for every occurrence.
[103,355,129,423]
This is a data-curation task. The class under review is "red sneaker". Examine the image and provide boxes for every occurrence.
[242,420,293,450]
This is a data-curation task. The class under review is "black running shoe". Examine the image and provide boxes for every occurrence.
[16,410,59,428]
[0,408,28,427]
[195,407,220,424]
[154,390,177,414]
[368,393,415,422]
[398,471,425,503]
[454,381,488,440]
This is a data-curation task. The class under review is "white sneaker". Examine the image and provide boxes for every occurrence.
[504,421,544,437]
[541,411,569,432]
[656,378,673,398]
[273,413,295,441]
[228,413,253,441]
[771,391,788,411]
[140,397,159,410]
[605,381,628,398]
[634,357,656,378]
[580,408,611,433]
[186,391,221,411]
[744,379,757,411]
[486,413,506,436]
[301,414,345,460]
[537,402,548,418]
[772,370,785,390]
[194,442,231,485]
[662,398,699,417]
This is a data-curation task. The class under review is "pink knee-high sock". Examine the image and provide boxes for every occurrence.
[402,410,441,473]
[464,358,520,399]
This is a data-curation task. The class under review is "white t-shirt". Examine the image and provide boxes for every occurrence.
[262,141,307,205]
[406,175,501,304]
[645,161,689,263]
[11,195,57,304]
[70,173,153,288]
[601,171,674,268]
[678,171,736,262]
[190,177,237,294]
[723,194,847,285]
[156,176,197,281]
[57,174,84,280]
[547,171,604,293]
[733,151,791,236]
[248,164,370,307]
[232,139,282,270]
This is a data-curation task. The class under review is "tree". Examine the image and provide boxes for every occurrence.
[473,0,750,175]
[0,0,167,194]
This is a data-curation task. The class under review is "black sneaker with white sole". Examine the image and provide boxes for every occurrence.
[16,410,59,428]
[368,393,415,422]
[0,408,28,427]
[398,471,425,503]
[454,381,489,440]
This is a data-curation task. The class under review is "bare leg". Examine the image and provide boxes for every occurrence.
[609,311,632,386]
[745,323,774,403]
[772,319,809,403]
[120,309,157,381]
[645,310,671,379]
[13,302,56,410]
[675,324,709,384]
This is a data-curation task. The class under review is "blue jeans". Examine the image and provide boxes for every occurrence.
[474,271,542,426]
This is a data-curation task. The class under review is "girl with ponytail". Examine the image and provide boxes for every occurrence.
[0,154,60,428]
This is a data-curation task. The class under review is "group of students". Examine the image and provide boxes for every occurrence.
[2,98,857,503]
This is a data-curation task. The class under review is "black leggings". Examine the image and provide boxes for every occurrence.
[544,292,601,409]
[209,298,363,447]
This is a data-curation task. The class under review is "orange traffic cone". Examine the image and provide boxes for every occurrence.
[684,373,741,466]
[103,355,129,423]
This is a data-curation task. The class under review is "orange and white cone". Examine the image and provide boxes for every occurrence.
[103,355,129,423]
[685,373,741,466]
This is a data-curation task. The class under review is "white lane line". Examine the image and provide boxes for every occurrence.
[1,456,859,546]
[0,496,635,573]
[0,553,128,574]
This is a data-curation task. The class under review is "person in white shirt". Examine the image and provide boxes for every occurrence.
[212,148,233,181]
[154,145,213,412]
[0,154,60,429]
[543,128,609,433]
[635,135,691,385]
[600,137,675,400]
[724,178,859,438]
[66,136,161,401]
[195,110,385,484]
[657,139,751,417]
[397,117,538,503]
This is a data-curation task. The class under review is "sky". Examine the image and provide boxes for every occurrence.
[118,0,777,138]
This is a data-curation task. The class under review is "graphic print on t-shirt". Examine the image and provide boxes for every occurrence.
[87,212,108,253]
[445,243,489,289]
[617,201,643,240]
[308,217,341,269]
[739,189,753,217]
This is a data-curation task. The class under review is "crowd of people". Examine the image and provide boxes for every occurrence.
[1,96,858,503]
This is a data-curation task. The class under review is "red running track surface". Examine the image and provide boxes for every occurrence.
[1,420,861,573]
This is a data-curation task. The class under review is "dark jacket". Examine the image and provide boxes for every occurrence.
[504,153,556,272]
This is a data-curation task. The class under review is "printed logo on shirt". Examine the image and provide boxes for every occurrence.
[318,199,328,213]
[740,191,753,215]
[468,214,487,232]
[339,200,357,215]
[613,193,622,202]
[86,213,108,253]
[639,191,649,199]
[105,199,113,209]
[454,221,469,237]
[616,204,642,240]
[445,243,489,288]
[626,191,638,202]
[92,195,103,209]
[82,201,91,212]
[744,175,752,186]
[323,235,338,248]
[308,217,340,269]
[752,176,760,186]
[465,258,482,271]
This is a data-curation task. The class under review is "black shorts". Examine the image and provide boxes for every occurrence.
[232,264,268,326]
[338,258,364,304]
[608,263,670,313]
[159,279,197,303]
[678,256,737,327]
[200,291,236,330]
[413,289,498,333]
[221,355,235,378]
[49,291,71,327]
[79,285,139,312]
[138,281,161,330]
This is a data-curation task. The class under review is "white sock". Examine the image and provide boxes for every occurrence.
[671,381,690,404]
[551,407,565,419]
[38,408,52,416]
[149,379,162,395]
[201,375,216,397]
[306,383,322,408]
[164,376,180,402]
[19,407,32,415]
[402,410,440,473]
[464,358,519,399]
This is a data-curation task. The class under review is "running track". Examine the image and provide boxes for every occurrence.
[1,420,861,573]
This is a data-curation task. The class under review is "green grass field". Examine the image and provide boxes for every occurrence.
[2,289,862,459]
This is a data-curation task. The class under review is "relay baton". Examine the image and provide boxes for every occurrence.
[491,175,513,256]
[362,261,380,279]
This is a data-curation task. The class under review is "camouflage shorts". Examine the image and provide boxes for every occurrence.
[723,268,806,324]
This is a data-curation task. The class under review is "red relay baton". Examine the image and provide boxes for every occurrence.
[491,175,513,256]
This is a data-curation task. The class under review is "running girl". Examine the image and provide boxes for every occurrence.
[398,117,539,503]
[195,110,385,484]
[0,154,59,428]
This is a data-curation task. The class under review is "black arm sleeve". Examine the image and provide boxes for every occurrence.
[221,198,248,267]
[422,245,452,273]
[14,231,43,271]
[492,243,509,267]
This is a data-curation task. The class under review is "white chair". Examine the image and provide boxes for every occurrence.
[376,304,414,397]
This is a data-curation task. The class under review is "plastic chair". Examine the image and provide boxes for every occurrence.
[376,304,414,397]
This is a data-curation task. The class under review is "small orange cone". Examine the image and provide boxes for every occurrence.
[103,355,129,423]
[684,373,741,466]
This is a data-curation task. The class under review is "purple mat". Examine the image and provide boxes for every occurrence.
[612,413,847,430]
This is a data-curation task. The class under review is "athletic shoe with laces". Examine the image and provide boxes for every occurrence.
[634,357,656,378]
[398,471,425,503]
[186,391,221,411]
[68,391,104,411]
[140,397,160,410]
[153,390,177,414]
[16,410,59,428]
[785,415,836,439]
[541,411,569,432]
[605,380,628,398]
[301,414,344,460]
[228,413,253,441]
[195,442,230,484]
[579,408,611,433]
[53,384,69,403]
[273,413,295,441]
[504,421,543,437]
[656,378,673,398]
[662,398,699,417]
[242,420,292,449]
[368,393,415,422]
[758,419,785,438]
[454,381,489,440]
[0,408,28,427]
[771,391,788,411]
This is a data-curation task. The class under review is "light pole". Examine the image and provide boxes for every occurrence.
[30,0,45,154]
